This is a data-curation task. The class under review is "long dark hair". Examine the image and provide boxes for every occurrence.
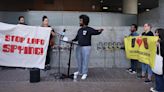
[155,28,164,58]
[155,28,164,40]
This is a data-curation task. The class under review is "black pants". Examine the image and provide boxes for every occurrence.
[45,46,51,65]
[130,59,138,71]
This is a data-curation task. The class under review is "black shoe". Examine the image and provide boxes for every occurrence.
[144,79,152,83]
[44,65,51,71]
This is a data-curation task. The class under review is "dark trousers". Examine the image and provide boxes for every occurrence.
[155,74,164,92]
[45,46,51,65]
[130,59,137,71]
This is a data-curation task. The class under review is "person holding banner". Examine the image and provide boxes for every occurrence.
[150,28,164,92]
[18,16,27,25]
[41,15,55,70]
[126,24,139,74]
[138,23,154,83]
[72,14,103,80]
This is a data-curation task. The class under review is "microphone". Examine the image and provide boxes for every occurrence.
[63,29,66,32]
[61,29,66,37]
[62,29,68,41]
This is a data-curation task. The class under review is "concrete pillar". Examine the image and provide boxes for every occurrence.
[159,0,164,27]
[159,0,164,9]
[123,0,138,14]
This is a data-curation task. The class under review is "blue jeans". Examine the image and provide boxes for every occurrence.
[142,63,153,79]
[76,46,91,75]
[155,74,164,92]
[131,59,137,71]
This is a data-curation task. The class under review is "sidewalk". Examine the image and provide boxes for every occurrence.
[0,68,153,92]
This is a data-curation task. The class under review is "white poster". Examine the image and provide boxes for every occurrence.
[0,22,51,69]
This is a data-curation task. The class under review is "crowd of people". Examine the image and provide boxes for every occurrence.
[6,15,164,92]
[126,23,164,92]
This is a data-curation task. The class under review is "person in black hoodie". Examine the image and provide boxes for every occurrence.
[72,14,103,80]
[150,28,164,92]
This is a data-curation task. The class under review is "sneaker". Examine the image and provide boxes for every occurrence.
[81,74,87,80]
[74,71,79,76]
[150,87,158,92]
[73,72,79,79]
[126,68,132,72]
[74,71,82,75]
[73,75,78,79]
[129,70,137,74]
[144,79,152,83]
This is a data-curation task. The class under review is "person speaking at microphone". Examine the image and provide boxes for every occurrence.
[72,14,103,80]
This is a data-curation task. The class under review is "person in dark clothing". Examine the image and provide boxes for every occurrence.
[126,24,139,74]
[139,23,154,83]
[18,16,27,25]
[41,16,55,70]
[72,14,103,80]
[150,28,164,92]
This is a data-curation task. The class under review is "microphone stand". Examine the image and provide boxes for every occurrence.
[51,33,66,79]
[51,29,75,79]
[60,40,78,79]
[66,42,74,79]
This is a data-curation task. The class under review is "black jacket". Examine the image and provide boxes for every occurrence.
[72,26,102,46]
[142,31,154,36]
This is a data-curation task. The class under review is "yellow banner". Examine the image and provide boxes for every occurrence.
[124,36,158,68]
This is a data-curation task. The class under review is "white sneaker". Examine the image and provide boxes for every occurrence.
[73,75,77,79]
[74,71,83,75]
[73,72,79,79]
[129,71,137,74]
[74,71,79,76]
[81,74,87,80]
[150,87,158,92]
[126,68,132,72]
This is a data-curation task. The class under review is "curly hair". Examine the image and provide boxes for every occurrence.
[79,14,90,25]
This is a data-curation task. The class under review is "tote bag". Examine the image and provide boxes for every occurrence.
[152,44,163,75]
